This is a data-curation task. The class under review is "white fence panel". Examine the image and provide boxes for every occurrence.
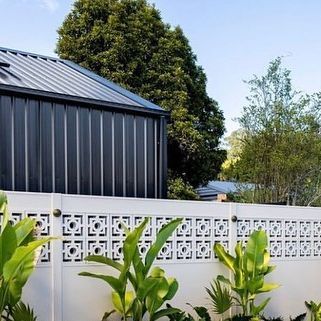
[5,192,321,321]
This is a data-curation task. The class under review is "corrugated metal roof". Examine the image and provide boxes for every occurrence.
[0,47,164,112]
[196,181,254,200]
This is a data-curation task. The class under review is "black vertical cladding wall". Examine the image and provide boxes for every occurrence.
[0,93,167,198]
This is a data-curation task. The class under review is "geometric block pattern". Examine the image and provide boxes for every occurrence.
[0,211,51,264]
[61,214,230,264]
[237,219,321,259]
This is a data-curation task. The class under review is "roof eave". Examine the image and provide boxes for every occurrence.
[0,84,170,117]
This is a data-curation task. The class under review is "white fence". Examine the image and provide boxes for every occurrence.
[5,191,321,321]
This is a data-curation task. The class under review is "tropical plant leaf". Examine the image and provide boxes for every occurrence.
[214,243,236,273]
[13,218,36,246]
[245,230,267,276]
[78,272,123,295]
[10,301,37,321]
[101,310,115,321]
[0,223,17,275]
[164,278,179,300]
[251,297,271,316]
[83,255,123,271]
[144,218,182,275]
[257,282,279,293]
[0,191,9,230]
[150,307,182,321]
[112,291,134,315]
[121,217,149,283]
[206,278,233,314]
[3,237,54,301]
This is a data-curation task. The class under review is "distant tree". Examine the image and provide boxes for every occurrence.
[225,58,321,206]
[56,0,225,198]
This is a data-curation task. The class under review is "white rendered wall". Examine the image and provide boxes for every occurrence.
[5,192,321,321]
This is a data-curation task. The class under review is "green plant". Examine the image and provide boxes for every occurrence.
[213,230,279,317]
[290,313,307,321]
[305,301,321,321]
[206,278,233,317]
[0,191,54,320]
[166,304,211,321]
[6,301,37,321]
[80,217,182,321]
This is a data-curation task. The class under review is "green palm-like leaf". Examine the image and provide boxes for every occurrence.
[206,278,233,315]
[9,301,37,321]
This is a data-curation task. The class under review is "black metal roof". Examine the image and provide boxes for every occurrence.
[0,47,164,113]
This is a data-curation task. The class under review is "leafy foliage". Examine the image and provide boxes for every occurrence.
[7,301,37,321]
[223,58,321,206]
[213,230,279,317]
[80,217,182,321]
[0,191,54,320]
[305,301,321,321]
[206,278,233,315]
[56,0,226,196]
[167,178,200,200]
[166,304,211,321]
[290,313,307,321]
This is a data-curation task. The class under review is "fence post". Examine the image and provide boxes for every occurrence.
[229,202,238,253]
[51,193,63,321]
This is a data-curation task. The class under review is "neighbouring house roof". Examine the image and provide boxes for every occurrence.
[0,47,164,114]
[197,181,254,201]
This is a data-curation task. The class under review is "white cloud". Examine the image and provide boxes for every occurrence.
[39,0,59,12]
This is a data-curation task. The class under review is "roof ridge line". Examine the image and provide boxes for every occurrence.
[0,46,61,62]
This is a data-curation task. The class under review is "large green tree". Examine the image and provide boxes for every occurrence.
[224,58,321,206]
[56,0,225,198]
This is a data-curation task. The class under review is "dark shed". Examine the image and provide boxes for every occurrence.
[0,47,168,198]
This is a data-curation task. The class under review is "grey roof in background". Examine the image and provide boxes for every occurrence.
[197,181,254,200]
[0,47,164,112]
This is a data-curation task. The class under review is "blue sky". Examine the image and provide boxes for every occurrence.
[1,0,321,135]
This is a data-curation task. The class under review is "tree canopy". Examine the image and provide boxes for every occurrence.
[56,0,225,198]
[223,58,321,206]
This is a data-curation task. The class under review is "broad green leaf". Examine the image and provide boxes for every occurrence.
[245,230,267,276]
[78,272,123,294]
[0,223,17,275]
[101,310,115,321]
[191,305,211,321]
[257,282,280,293]
[3,237,53,300]
[112,291,134,315]
[214,243,235,273]
[217,275,232,286]
[163,278,178,300]
[121,217,149,282]
[0,191,9,229]
[151,307,182,321]
[234,242,245,288]
[251,297,271,316]
[150,267,165,278]
[83,255,123,271]
[132,298,143,321]
[132,246,144,287]
[247,276,264,294]
[264,265,276,275]
[144,218,182,276]
[13,218,36,246]
[136,277,159,300]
